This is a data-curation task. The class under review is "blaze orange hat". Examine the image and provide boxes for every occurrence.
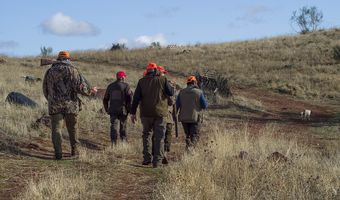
[187,76,197,83]
[58,51,70,59]
[157,66,168,74]
[146,62,157,70]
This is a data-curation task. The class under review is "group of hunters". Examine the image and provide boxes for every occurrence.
[43,51,208,168]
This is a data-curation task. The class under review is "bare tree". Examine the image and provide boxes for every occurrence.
[40,46,53,56]
[290,6,323,34]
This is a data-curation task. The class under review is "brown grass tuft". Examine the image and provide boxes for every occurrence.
[154,123,340,200]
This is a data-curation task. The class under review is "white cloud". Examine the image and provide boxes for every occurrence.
[134,34,167,47]
[41,12,99,36]
[0,40,18,49]
[112,34,167,49]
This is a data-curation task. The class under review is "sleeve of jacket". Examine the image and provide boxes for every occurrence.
[72,67,92,96]
[125,84,133,113]
[176,94,181,112]
[199,93,208,109]
[42,69,50,100]
[103,85,110,113]
[164,79,174,96]
[130,82,142,115]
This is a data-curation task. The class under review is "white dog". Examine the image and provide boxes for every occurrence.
[300,109,311,120]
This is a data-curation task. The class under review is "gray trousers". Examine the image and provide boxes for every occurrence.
[141,117,166,164]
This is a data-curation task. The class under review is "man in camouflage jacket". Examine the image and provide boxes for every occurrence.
[43,51,95,160]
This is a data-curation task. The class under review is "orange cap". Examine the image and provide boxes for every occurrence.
[58,51,70,59]
[146,62,157,70]
[187,76,197,83]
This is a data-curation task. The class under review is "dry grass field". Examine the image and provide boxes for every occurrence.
[0,29,339,199]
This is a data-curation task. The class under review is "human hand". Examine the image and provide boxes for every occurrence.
[131,115,137,124]
[90,86,98,95]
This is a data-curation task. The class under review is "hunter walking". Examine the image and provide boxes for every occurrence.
[154,66,176,164]
[103,71,133,145]
[176,76,208,149]
[130,63,174,168]
[43,51,97,160]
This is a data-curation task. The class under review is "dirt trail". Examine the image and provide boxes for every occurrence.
[0,88,339,199]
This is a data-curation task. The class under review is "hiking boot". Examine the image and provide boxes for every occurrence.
[71,146,79,156]
[162,157,169,165]
[55,153,62,160]
[142,161,151,165]
[152,162,159,168]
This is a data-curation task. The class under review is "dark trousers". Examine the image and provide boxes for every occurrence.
[110,114,128,144]
[152,123,172,154]
[164,123,172,152]
[141,117,166,164]
[182,122,200,148]
[51,113,78,156]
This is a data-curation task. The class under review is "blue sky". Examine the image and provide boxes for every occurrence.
[1,0,339,56]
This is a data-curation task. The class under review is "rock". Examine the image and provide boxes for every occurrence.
[5,92,38,108]
[22,76,42,83]
[238,151,249,160]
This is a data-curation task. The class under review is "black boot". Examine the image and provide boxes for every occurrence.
[55,153,62,160]
[162,157,169,165]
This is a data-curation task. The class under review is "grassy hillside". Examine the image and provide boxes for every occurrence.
[71,28,340,100]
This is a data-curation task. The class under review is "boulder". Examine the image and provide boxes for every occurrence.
[5,92,38,108]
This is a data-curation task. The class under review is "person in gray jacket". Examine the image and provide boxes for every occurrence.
[176,76,208,149]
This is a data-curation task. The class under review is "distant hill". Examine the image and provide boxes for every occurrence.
[71,28,340,101]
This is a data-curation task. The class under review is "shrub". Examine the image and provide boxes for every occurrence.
[40,46,53,56]
[110,43,127,51]
[333,45,340,61]
[290,6,323,34]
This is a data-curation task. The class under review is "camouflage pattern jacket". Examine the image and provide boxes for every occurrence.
[43,60,92,115]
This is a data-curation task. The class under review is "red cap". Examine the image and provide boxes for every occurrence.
[146,63,157,70]
[157,66,168,74]
[116,71,127,78]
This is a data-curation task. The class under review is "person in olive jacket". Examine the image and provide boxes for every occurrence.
[130,63,174,168]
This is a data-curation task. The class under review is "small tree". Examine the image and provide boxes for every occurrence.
[110,43,127,51]
[150,42,161,48]
[40,46,53,56]
[290,6,323,34]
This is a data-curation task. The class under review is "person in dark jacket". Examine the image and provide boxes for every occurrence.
[103,71,133,145]
[130,63,174,168]
[176,76,208,149]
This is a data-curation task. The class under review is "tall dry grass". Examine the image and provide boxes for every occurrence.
[155,123,340,200]
[15,170,100,200]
